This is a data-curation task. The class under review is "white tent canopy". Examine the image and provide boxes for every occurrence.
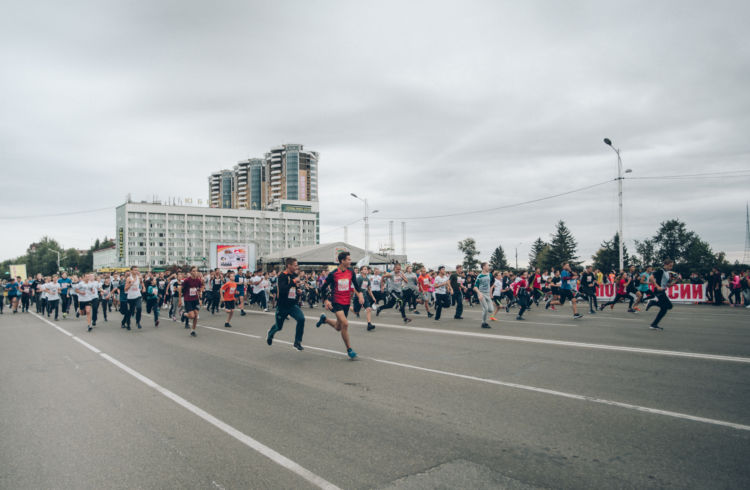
[260,242,403,267]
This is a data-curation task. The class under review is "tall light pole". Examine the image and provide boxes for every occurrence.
[603,138,625,272]
[515,242,522,270]
[350,193,379,257]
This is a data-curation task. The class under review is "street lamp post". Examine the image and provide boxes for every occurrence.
[603,138,625,272]
[515,242,522,270]
[350,193,378,258]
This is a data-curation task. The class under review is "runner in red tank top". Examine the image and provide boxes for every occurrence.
[317,251,365,359]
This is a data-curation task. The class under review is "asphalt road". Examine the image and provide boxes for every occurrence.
[1,300,749,489]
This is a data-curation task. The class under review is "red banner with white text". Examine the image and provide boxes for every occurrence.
[595,283,706,303]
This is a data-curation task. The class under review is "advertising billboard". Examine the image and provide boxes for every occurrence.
[209,242,257,272]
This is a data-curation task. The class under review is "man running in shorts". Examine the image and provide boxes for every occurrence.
[180,266,204,337]
[546,263,583,319]
[417,267,434,318]
[356,265,377,331]
[316,251,365,359]
[220,271,237,328]
[75,273,100,332]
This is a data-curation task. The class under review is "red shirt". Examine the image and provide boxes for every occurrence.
[221,281,237,301]
[532,274,541,289]
[182,277,203,301]
[326,268,358,305]
[616,278,627,295]
[511,278,528,296]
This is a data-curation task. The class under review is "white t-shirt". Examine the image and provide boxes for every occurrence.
[434,275,450,294]
[45,282,61,301]
[78,281,100,302]
[492,278,503,297]
[127,276,142,299]
[70,281,79,297]
[250,275,264,294]
[370,275,381,292]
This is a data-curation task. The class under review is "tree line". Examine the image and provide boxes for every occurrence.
[1,236,115,278]
[458,219,742,276]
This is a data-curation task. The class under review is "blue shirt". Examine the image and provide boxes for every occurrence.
[560,271,574,290]
[5,282,20,296]
[58,277,72,295]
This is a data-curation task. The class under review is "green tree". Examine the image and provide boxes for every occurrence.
[592,233,630,273]
[633,238,656,268]
[528,238,549,269]
[651,219,696,263]
[410,262,425,273]
[547,221,580,268]
[457,238,480,271]
[489,245,509,271]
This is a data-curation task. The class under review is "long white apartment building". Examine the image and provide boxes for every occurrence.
[115,200,319,268]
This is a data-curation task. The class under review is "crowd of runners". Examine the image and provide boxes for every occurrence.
[2,254,749,358]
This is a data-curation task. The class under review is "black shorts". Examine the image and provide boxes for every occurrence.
[492,296,503,306]
[184,300,199,312]
[559,289,574,304]
[551,286,560,296]
[224,300,235,310]
[78,301,91,309]
[332,303,350,316]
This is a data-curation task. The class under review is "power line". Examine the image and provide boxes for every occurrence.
[629,170,750,180]
[0,206,114,220]
[372,179,614,221]
[319,217,363,236]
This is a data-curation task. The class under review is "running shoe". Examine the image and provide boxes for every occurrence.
[316,314,326,327]
[240,310,246,316]
[489,316,497,321]
[190,331,196,337]
[375,305,381,317]
[649,324,663,330]
[573,313,583,319]
[516,316,525,321]
[224,322,231,328]
[481,323,491,329]
[367,323,375,331]
[347,348,357,359]
[87,325,92,332]
[403,317,412,324]
[293,342,303,351]
[545,301,551,310]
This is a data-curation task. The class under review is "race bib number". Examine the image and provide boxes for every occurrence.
[362,281,368,289]
[338,278,350,291]
[288,287,296,299]
[189,287,197,297]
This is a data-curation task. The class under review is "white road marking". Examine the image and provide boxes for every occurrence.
[239,310,750,364]
[370,358,750,432]
[30,313,341,490]
[197,320,750,432]
[73,336,101,353]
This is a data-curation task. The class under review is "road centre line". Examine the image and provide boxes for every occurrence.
[30,313,340,490]
[197,319,750,432]
[240,310,750,364]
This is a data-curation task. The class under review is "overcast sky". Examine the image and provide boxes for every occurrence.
[2,0,749,268]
